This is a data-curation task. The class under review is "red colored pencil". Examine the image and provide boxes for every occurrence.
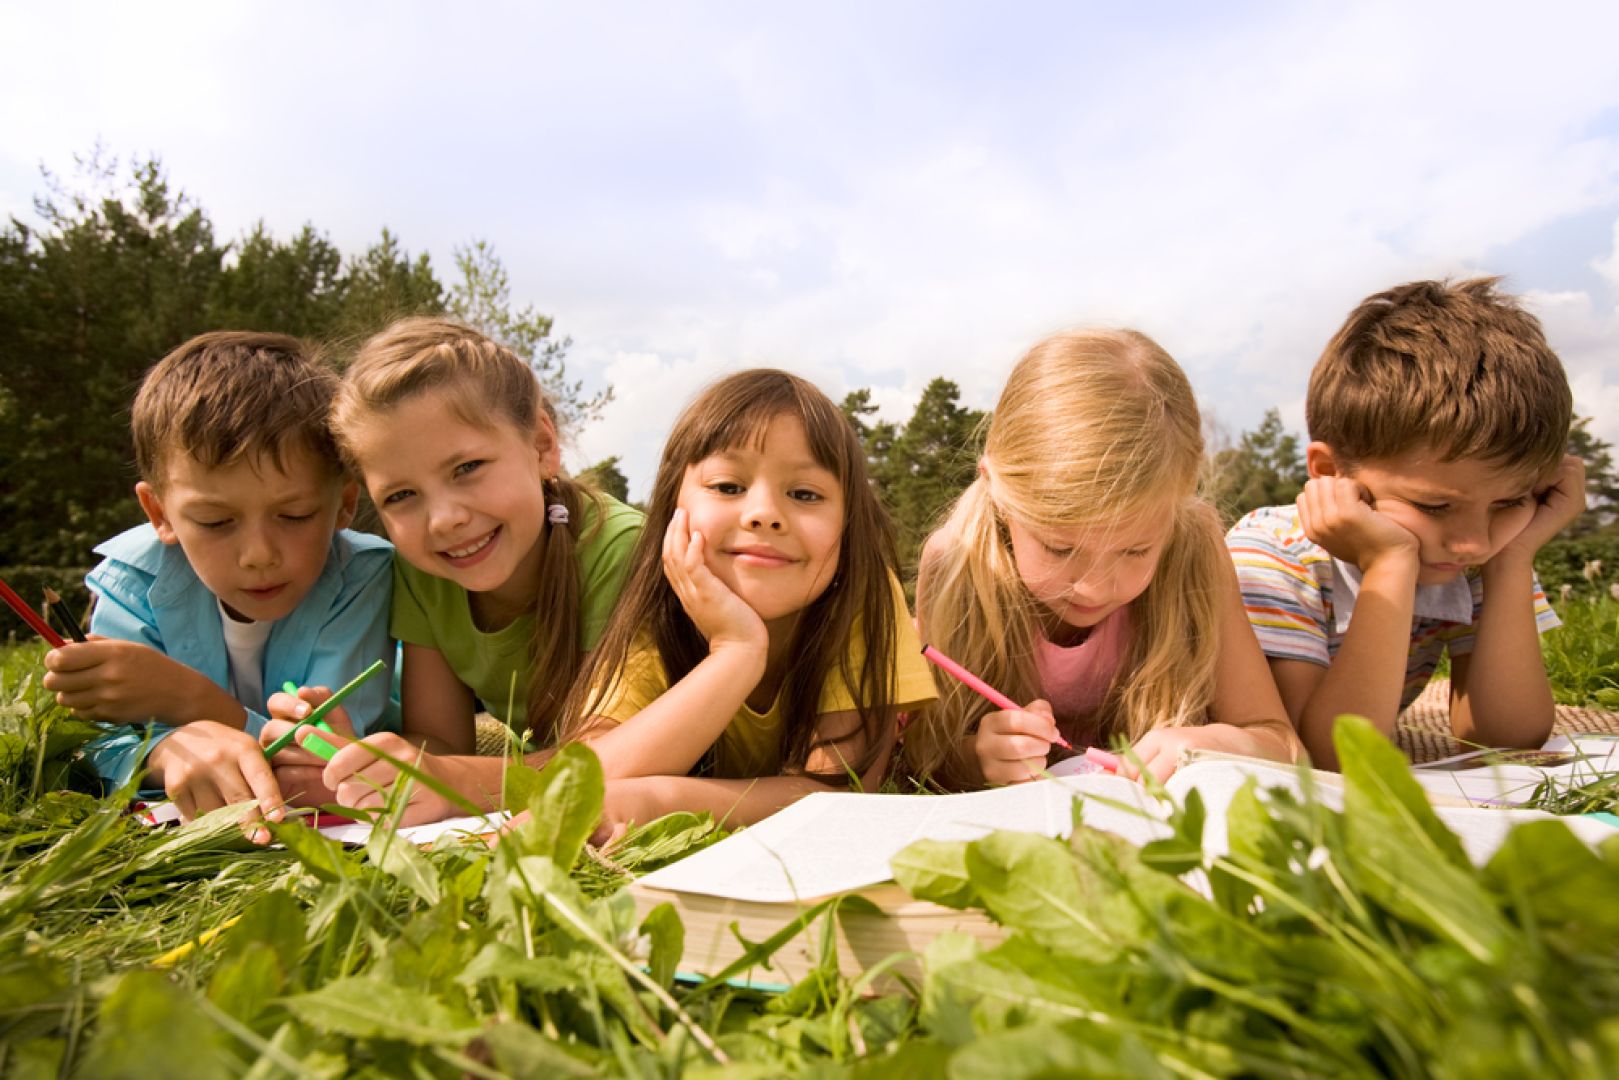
[0,576,66,648]
[921,643,1074,750]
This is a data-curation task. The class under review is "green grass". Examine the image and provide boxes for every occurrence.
[1543,594,1619,708]
[5,642,1619,1076]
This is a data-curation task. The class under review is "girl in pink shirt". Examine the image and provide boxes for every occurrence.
[909,329,1299,787]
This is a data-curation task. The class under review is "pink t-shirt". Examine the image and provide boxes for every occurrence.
[1034,607,1130,737]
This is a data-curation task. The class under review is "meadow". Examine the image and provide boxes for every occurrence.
[1,598,1617,1077]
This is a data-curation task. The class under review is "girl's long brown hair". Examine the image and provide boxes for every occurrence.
[562,369,902,780]
[332,316,600,743]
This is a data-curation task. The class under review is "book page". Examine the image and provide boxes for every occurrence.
[317,812,510,845]
[636,781,1104,903]
[1412,735,1619,807]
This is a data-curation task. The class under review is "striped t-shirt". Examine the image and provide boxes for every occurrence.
[1225,505,1560,711]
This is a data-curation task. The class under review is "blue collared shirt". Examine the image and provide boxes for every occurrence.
[81,524,400,790]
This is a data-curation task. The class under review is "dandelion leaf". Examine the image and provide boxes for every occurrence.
[80,970,234,1079]
[1336,715,1513,963]
[481,1019,602,1077]
[892,837,978,909]
[279,975,477,1045]
[640,900,684,987]
[505,742,603,870]
[947,1019,1175,1080]
[1485,819,1619,935]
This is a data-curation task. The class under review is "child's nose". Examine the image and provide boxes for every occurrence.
[1445,519,1490,559]
[428,496,471,535]
[238,527,278,569]
[743,491,784,531]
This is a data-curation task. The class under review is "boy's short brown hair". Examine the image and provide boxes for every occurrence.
[132,331,342,487]
[1306,277,1572,477]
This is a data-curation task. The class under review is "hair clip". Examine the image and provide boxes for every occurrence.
[547,503,570,525]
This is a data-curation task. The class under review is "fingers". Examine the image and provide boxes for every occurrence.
[976,706,1059,785]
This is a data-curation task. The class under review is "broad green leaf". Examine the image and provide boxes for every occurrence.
[1485,819,1619,934]
[365,823,441,905]
[215,890,306,981]
[279,975,477,1046]
[505,742,604,870]
[500,760,545,812]
[1140,787,1207,875]
[640,901,685,988]
[1336,714,1467,866]
[481,1020,602,1076]
[947,1020,1176,1080]
[457,943,585,992]
[4,1037,65,1080]
[267,819,356,884]
[892,838,978,909]
[1336,717,1513,963]
[79,970,235,1079]
[847,1039,953,1078]
[207,941,283,1024]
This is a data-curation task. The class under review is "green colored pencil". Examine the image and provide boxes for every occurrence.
[262,659,385,760]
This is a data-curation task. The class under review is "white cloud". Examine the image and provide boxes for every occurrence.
[3,2,1617,492]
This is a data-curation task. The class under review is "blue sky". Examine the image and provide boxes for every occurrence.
[4,1,1617,496]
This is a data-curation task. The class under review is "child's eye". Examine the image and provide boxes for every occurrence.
[381,489,416,507]
[788,488,824,503]
[708,481,745,496]
[194,519,232,530]
[1412,502,1449,517]
[1123,547,1151,558]
[1494,497,1529,511]
[1042,543,1073,558]
[281,512,317,523]
[453,460,485,479]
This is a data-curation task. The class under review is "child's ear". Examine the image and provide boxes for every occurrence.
[135,481,180,545]
[1305,442,1342,480]
[533,408,563,477]
[335,480,360,531]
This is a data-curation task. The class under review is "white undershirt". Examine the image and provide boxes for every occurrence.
[218,600,273,711]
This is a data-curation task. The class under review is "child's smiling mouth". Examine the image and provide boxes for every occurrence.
[726,544,796,568]
[441,527,500,566]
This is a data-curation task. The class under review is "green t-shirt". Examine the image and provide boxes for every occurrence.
[390,493,643,725]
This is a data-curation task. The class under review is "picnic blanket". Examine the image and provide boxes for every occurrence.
[1398,679,1619,764]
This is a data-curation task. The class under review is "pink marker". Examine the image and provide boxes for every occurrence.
[921,643,1074,751]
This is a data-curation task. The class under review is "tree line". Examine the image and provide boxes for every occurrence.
[2,154,1612,619]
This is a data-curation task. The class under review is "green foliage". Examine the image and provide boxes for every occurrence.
[1568,416,1618,534]
[1208,407,1307,524]
[579,455,632,503]
[450,240,608,429]
[843,380,985,577]
[0,155,588,576]
[1540,594,1619,708]
[4,651,1619,1075]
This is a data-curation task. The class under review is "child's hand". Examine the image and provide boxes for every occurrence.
[662,507,768,656]
[43,638,234,725]
[1496,454,1587,564]
[1296,476,1420,573]
[975,699,1061,786]
[319,731,463,827]
[146,721,285,844]
[261,686,358,808]
[1122,723,1277,784]
[591,776,674,848]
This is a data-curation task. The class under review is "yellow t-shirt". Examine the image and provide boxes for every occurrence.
[591,575,938,777]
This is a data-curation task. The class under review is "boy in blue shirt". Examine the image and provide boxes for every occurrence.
[42,332,396,838]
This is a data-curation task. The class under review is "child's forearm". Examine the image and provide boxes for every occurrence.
[1454,553,1555,747]
[614,774,846,830]
[175,669,250,729]
[1297,561,1419,769]
[588,643,766,779]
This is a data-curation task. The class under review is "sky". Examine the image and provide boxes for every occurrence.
[3,1,1617,498]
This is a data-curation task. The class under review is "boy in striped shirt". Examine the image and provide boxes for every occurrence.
[1226,278,1583,769]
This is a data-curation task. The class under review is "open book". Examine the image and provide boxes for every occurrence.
[628,751,1619,989]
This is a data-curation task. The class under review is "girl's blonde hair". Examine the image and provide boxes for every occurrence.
[906,329,1227,781]
[332,316,599,743]
[561,369,902,781]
